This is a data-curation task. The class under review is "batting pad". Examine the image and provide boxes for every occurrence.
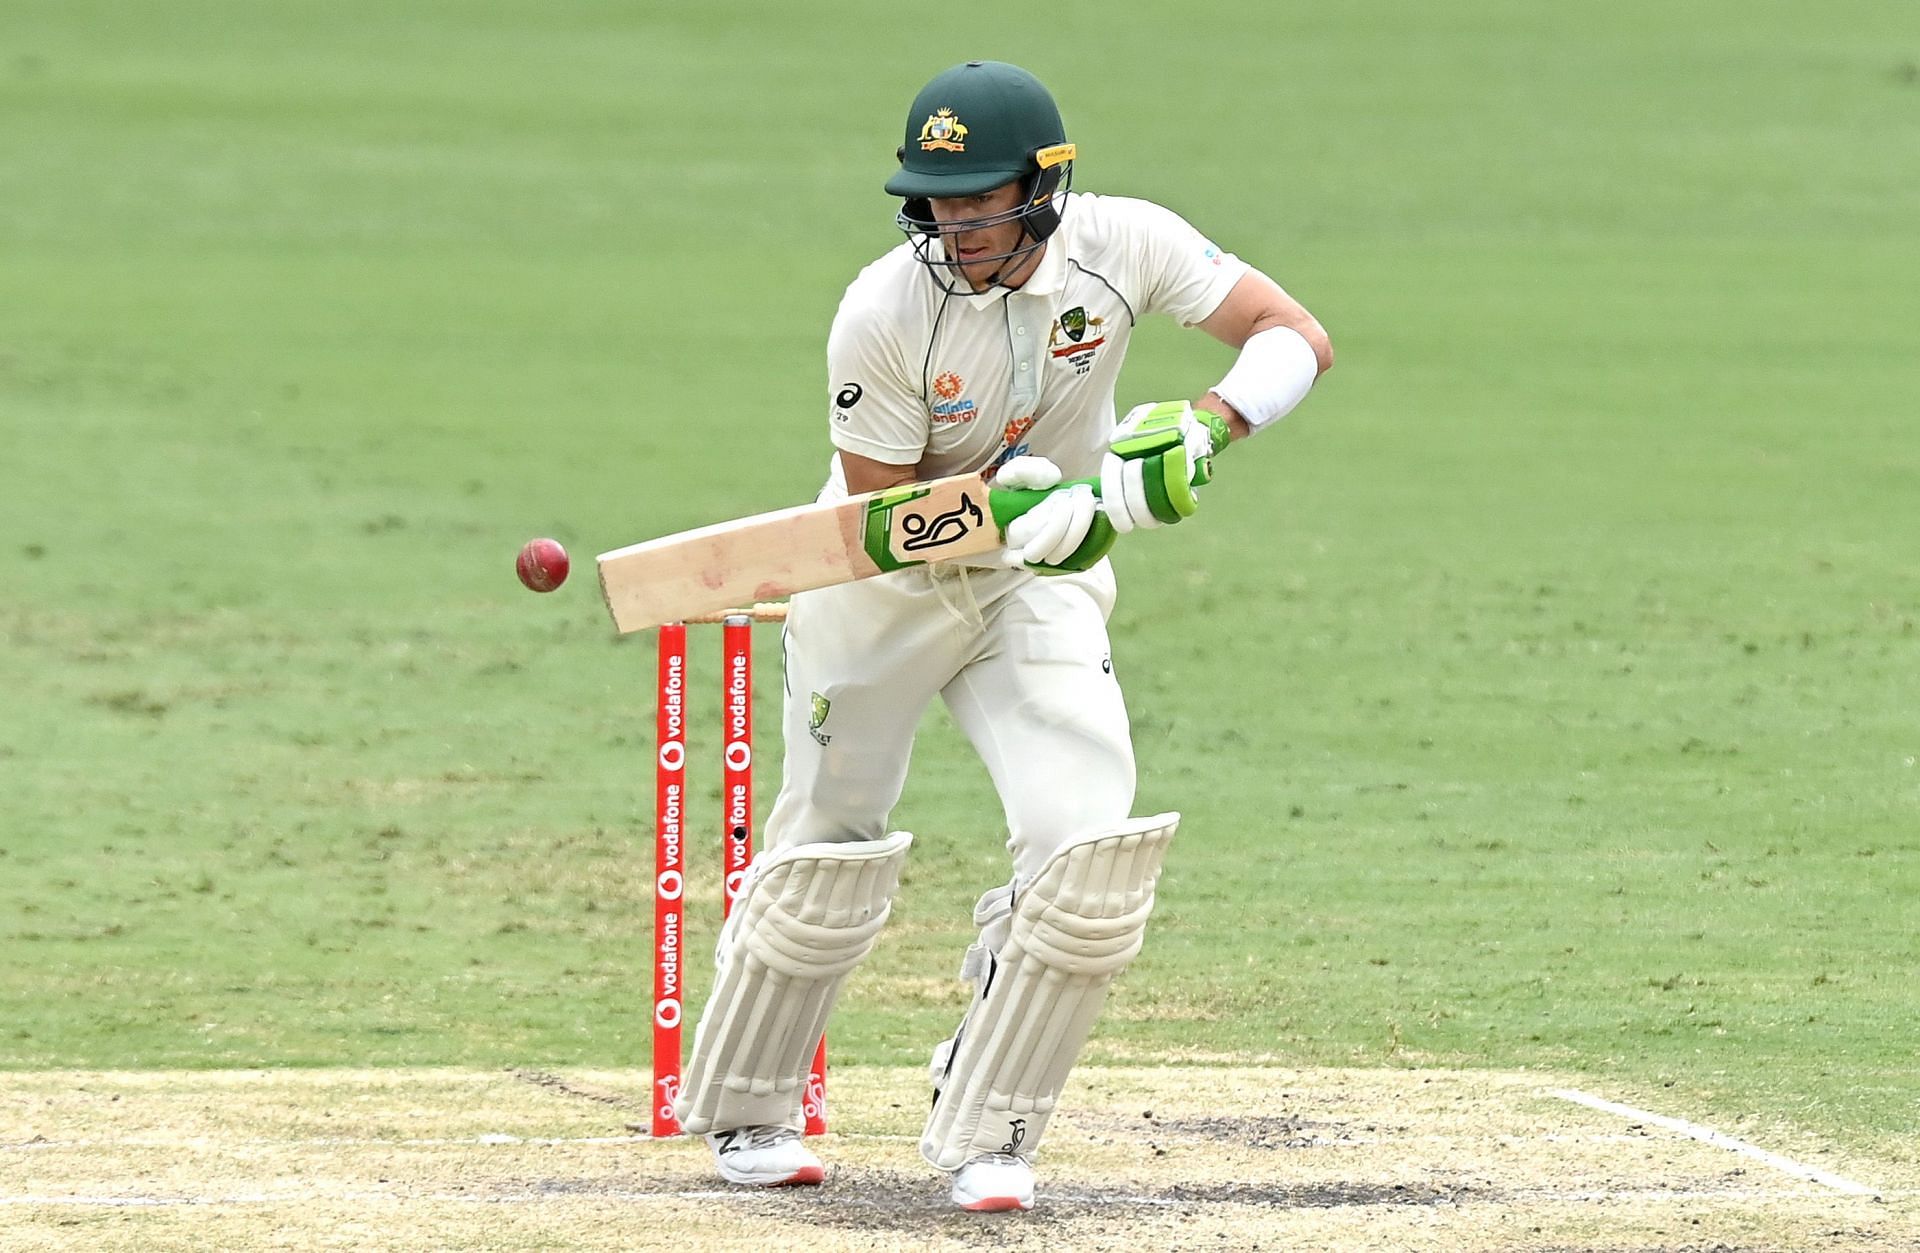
[920,813,1179,1170]
[675,832,911,1134]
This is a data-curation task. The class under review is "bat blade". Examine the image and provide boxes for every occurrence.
[596,471,1009,633]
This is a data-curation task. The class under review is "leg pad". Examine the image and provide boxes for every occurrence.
[675,832,911,1133]
[920,813,1178,1169]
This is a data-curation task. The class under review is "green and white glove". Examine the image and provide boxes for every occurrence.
[1101,401,1232,533]
[994,456,1117,575]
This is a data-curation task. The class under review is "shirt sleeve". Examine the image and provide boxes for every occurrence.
[825,293,927,467]
[1119,198,1252,328]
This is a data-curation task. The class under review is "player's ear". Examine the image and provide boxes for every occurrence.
[900,198,935,235]
[895,146,906,165]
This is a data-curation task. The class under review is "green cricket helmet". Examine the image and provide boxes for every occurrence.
[886,61,1076,285]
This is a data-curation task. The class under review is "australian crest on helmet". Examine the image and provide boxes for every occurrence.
[918,107,969,152]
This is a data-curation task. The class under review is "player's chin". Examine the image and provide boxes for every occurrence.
[955,259,997,290]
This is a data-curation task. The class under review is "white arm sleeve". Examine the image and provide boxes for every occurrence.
[1213,324,1320,433]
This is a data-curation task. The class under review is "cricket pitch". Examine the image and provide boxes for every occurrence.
[3,1066,1911,1251]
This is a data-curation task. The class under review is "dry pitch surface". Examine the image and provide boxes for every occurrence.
[3,1066,1911,1251]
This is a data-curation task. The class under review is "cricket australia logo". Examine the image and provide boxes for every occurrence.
[808,692,832,746]
[918,107,969,152]
[1048,306,1107,376]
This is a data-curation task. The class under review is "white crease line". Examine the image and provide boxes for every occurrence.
[2,1134,658,1151]
[1548,1088,1879,1197]
[6,1185,1889,1211]
[0,1131,933,1152]
[0,1195,278,1207]
[2,1130,1660,1152]
[0,1190,1168,1210]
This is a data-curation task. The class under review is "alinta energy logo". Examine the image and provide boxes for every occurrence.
[987,414,1038,470]
[931,370,977,425]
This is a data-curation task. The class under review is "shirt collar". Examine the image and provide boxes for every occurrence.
[955,197,1074,308]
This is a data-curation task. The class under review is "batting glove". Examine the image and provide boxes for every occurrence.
[1100,401,1231,533]
[994,456,1116,575]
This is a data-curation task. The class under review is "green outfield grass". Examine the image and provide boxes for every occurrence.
[3,0,1915,1170]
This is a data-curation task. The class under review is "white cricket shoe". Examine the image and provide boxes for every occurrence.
[951,1152,1034,1212]
[705,1125,825,1187]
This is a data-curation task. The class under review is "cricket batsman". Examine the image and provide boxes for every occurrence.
[671,59,1333,1211]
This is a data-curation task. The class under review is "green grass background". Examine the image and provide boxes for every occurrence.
[3,0,1916,1166]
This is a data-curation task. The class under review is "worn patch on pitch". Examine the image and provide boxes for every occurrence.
[0,1066,1909,1252]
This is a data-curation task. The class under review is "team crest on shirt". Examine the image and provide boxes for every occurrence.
[918,108,969,153]
[930,370,977,425]
[1049,306,1107,375]
[808,693,832,746]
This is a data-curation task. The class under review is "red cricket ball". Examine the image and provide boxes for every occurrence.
[516,537,570,593]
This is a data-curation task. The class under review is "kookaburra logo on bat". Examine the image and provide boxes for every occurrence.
[899,492,985,552]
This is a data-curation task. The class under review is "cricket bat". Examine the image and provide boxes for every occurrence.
[597,471,1093,633]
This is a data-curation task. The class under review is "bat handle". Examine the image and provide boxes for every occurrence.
[986,476,1101,535]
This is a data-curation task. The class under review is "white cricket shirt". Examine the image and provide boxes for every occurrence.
[823,191,1250,489]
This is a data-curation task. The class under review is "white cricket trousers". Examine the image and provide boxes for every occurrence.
[764,558,1135,879]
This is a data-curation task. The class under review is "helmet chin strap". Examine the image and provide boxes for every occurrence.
[974,238,1037,293]
[896,161,1070,294]
[915,227,1046,295]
